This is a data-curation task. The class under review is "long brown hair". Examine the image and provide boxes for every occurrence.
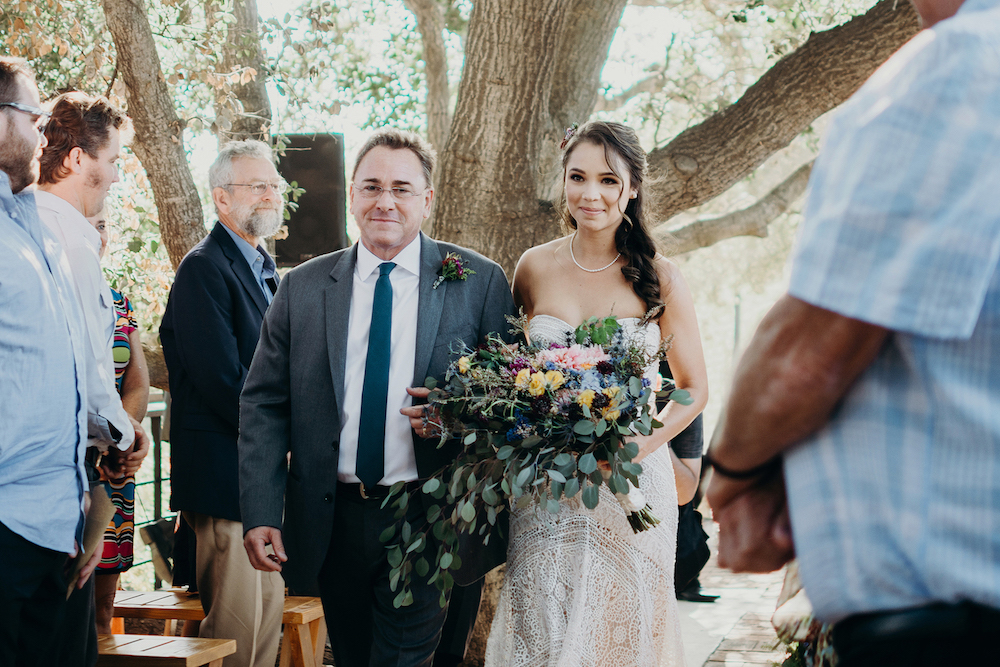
[561,120,665,310]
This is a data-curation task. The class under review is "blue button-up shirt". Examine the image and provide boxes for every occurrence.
[220,223,277,304]
[0,174,89,553]
[785,0,1000,623]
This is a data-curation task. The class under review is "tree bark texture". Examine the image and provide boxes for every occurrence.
[403,0,451,152]
[660,159,814,255]
[216,0,272,143]
[104,0,205,269]
[646,0,919,222]
[431,0,628,273]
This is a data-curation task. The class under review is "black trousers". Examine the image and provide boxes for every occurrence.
[0,520,71,667]
[833,602,999,667]
[319,488,450,667]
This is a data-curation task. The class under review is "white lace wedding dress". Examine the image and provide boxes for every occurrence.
[484,315,684,667]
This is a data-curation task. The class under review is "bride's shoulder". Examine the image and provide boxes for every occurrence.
[515,236,570,275]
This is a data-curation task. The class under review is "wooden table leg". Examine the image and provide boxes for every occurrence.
[309,618,327,667]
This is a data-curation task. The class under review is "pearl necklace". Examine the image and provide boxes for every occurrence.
[569,232,620,273]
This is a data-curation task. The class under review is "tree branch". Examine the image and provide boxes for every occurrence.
[216,0,272,143]
[144,339,169,391]
[594,71,666,112]
[647,0,919,222]
[658,160,813,254]
[403,0,451,152]
[103,0,206,269]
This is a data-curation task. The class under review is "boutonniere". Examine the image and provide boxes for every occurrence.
[433,252,476,289]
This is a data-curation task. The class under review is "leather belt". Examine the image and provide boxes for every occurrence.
[336,481,421,501]
[833,601,1000,649]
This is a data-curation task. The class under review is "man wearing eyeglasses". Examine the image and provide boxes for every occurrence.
[0,57,94,667]
[159,139,286,667]
[238,128,516,667]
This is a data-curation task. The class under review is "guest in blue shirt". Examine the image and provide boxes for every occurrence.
[0,57,90,666]
[707,1,1000,666]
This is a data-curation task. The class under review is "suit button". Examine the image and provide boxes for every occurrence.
[323,493,333,503]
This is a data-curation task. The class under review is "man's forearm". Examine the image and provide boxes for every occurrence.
[710,295,889,472]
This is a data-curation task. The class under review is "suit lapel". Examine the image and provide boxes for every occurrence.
[211,223,269,318]
[326,245,357,414]
[414,233,446,386]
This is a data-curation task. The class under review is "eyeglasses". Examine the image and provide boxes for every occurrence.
[224,181,288,195]
[0,102,51,134]
[355,184,425,200]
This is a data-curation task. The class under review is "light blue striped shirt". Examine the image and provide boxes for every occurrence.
[0,174,89,553]
[785,0,1000,623]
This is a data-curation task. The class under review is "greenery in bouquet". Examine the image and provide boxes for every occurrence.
[379,311,693,607]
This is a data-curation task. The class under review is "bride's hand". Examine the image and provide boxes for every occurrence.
[627,432,662,463]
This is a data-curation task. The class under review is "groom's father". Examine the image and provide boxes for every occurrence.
[160,139,286,667]
[239,129,516,667]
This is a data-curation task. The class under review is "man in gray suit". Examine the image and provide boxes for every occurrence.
[239,128,516,667]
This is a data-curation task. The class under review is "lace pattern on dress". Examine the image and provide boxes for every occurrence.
[484,315,684,667]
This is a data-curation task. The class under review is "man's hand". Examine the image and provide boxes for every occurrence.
[101,417,150,479]
[400,387,438,438]
[76,541,104,589]
[707,469,794,573]
[244,526,287,572]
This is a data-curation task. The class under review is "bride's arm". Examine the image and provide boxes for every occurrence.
[634,261,709,470]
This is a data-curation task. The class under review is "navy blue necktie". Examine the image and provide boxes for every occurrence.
[356,262,396,489]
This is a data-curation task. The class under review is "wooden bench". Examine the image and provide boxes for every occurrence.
[97,634,235,666]
[113,591,326,667]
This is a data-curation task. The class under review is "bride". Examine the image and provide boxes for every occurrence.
[484,121,708,666]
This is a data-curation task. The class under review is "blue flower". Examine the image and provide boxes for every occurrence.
[580,370,602,391]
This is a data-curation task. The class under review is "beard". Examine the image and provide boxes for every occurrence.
[0,123,38,194]
[231,198,284,240]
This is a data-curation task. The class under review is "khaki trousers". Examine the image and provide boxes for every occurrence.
[184,512,284,667]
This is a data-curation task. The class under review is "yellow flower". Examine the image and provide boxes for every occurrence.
[577,389,596,408]
[603,386,621,399]
[604,409,620,422]
[544,370,565,390]
[458,356,470,374]
[528,371,547,396]
[515,368,531,389]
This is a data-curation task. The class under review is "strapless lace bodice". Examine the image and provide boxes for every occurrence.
[485,314,684,667]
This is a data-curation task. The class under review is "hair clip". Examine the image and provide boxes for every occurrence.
[560,123,579,150]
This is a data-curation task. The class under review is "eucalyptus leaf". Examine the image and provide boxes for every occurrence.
[482,486,499,505]
[388,547,403,568]
[379,525,395,543]
[547,498,561,514]
[595,419,607,437]
[415,558,429,577]
[554,453,573,466]
[547,469,566,484]
[464,432,477,445]
[460,500,476,523]
[574,420,595,436]
[422,478,441,494]
[578,452,598,474]
[581,482,599,509]
[629,376,642,396]
[497,445,515,460]
[564,477,580,498]
[521,435,542,448]
[624,440,640,460]
[440,551,454,570]
[516,467,533,487]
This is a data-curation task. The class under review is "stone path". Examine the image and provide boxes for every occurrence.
[677,515,788,667]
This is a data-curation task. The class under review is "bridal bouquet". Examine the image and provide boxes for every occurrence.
[380,312,692,608]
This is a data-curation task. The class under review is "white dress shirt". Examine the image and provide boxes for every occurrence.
[338,237,421,485]
[36,191,134,452]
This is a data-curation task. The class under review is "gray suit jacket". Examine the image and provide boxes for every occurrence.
[238,233,516,593]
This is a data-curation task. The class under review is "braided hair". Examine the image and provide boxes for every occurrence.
[561,120,666,310]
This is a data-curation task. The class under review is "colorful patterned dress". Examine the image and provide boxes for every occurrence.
[97,288,137,573]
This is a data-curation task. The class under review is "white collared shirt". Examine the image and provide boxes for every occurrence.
[338,236,421,484]
[36,190,134,452]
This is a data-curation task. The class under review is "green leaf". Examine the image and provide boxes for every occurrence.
[389,568,401,591]
[426,504,442,522]
[578,452,598,474]
[547,469,566,484]
[595,419,607,437]
[379,525,395,543]
[401,522,411,543]
[387,546,403,568]
[521,435,542,448]
[669,388,693,405]
[482,486,499,505]
[554,453,573,466]
[581,482,599,509]
[629,376,642,396]
[574,420,595,436]
[460,500,476,523]
[440,552,454,570]
[516,467,533,487]
[547,498,561,514]
[497,445,515,460]
[415,558,429,577]
[624,440,640,460]
[422,478,441,494]
[127,238,143,253]
[464,432,477,445]
[564,477,580,498]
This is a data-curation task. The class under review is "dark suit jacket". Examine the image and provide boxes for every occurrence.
[238,233,516,593]
[161,223,274,522]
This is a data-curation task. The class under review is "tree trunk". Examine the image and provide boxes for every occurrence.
[432,0,628,273]
[215,0,272,143]
[103,0,205,269]
[403,0,450,152]
[647,0,919,222]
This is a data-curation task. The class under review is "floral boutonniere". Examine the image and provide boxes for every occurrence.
[433,252,476,289]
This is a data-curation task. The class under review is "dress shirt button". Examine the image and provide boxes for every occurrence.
[323,492,333,503]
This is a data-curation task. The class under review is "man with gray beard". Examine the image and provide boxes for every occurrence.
[160,139,286,667]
